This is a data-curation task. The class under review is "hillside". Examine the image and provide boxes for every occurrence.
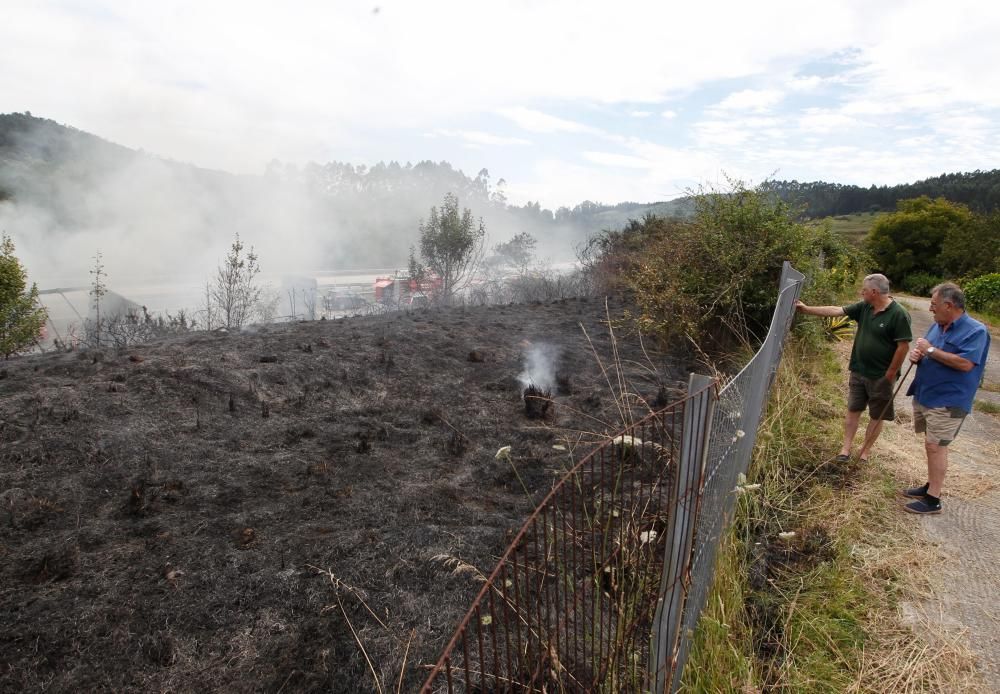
[0,297,687,692]
[0,113,686,286]
[808,211,884,246]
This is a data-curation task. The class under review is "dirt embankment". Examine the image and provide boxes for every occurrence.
[0,298,687,693]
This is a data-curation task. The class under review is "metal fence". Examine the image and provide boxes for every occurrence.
[654,261,805,691]
[421,262,804,693]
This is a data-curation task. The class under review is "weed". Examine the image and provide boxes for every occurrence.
[973,399,1000,416]
[824,314,854,342]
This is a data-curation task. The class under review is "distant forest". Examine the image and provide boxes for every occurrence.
[762,172,1000,219]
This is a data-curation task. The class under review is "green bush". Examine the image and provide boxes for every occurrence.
[901,272,943,297]
[964,273,1000,313]
[865,197,972,280]
[1,233,48,358]
[606,181,861,351]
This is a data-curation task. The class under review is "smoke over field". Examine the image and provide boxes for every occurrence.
[0,114,607,296]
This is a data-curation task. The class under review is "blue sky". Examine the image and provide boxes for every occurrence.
[4,0,1000,209]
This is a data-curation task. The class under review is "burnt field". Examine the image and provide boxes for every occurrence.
[0,297,688,693]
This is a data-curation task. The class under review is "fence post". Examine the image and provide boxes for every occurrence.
[649,373,715,693]
[666,261,806,691]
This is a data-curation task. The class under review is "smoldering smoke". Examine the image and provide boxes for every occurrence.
[518,342,560,393]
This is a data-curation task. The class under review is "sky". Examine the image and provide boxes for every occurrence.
[3,0,1000,210]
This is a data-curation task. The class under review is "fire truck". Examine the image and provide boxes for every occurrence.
[373,273,442,308]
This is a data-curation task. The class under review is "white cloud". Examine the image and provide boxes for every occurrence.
[714,89,785,113]
[2,0,1000,209]
[583,152,651,169]
[434,129,531,147]
[498,108,600,135]
[797,109,862,134]
[787,75,824,92]
[692,116,784,148]
[0,1,876,170]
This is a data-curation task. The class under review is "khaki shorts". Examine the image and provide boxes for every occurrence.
[848,372,895,420]
[913,401,966,446]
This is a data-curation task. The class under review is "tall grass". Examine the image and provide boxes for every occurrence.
[680,338,980,692]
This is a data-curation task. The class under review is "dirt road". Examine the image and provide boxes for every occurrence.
[883,295,1000,691]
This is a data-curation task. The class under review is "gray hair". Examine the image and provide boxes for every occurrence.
[932,282,966,310]
[863,273,891,295]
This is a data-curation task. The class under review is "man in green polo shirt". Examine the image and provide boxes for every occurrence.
[796,273,912,462]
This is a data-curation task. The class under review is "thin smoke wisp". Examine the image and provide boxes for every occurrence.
[517,342,560,393]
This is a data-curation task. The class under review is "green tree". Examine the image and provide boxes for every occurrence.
[939,210,1000,279]
[865,196,973,282]
[413,192,486,302]
[0,233,47,358]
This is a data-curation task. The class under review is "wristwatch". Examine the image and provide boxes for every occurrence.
[927,346,936,355]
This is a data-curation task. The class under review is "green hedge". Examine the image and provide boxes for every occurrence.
[964,273,1000,314]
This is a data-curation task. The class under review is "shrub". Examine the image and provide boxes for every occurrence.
[205,233,272,329]
[598,181,861,351]
[964,273,1000,314]
[901,272,943,297]
[1,233,47,358]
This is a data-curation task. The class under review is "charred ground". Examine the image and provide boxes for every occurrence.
[0,297,688,693]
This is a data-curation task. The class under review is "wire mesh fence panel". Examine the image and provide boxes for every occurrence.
[424,262,804,693]
[666,262,805,691]
[421,404,687,693]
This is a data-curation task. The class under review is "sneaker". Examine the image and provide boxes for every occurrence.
[900,483,929,499]
[834,454,851,463]
[904,499,941,515]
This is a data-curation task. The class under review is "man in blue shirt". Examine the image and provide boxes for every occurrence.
[902,283,991,514]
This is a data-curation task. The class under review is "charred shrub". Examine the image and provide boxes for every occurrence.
[446,429,468,457]
[126,479,158,517]
[26,542,80,583]
[284,426,317,445]
[555,370,572,395]
[523,385,552,419]
[141,633,176,667]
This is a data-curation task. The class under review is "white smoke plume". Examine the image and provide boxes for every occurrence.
[518,342,561,393]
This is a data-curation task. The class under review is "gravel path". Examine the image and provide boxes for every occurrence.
[887,295,1000,691]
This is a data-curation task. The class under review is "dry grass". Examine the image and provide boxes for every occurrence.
[850,612,985,693]
[878,422,998,500]
[835,472,983,692]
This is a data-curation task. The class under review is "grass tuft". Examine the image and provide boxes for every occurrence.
[973,399,1000,416]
